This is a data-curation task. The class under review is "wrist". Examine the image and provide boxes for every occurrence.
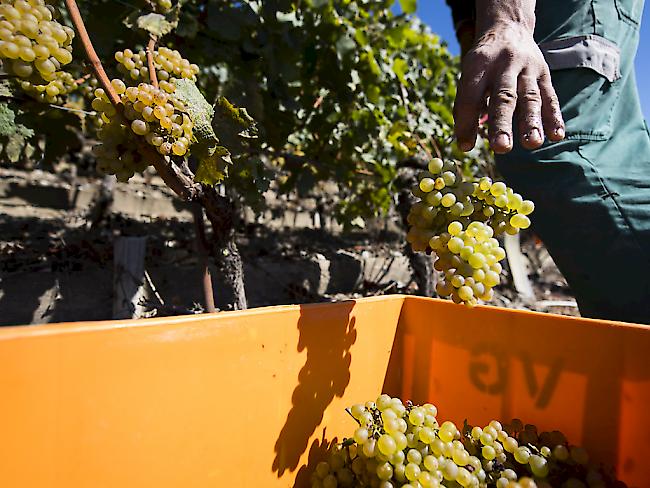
[475,1,536,35]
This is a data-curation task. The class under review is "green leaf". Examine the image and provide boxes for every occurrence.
[392,58,408,85]
[173,79,215,140]
[214,96,258,139]
[194,146,232,185]
[5,134,24,162]
[386,24,408,49]
[172,79,231,184]
[0,102,34,139]
[0,103,18,137]
[0,79,15,97]
[399,0,417,14]
[136,13,176,37]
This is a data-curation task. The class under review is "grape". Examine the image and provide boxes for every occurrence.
[378,434,397,456]
[377,462,393,481]
[405,462,421,481]
[514,447,531,464]
[441,193,456,207]
[529,454,549,477]
[420,177,435,193]
[482,445,496,460]
[428,157,444,173]
[353,427,369,445]
[519,200,535,215]
[131,119,149,136]
[510,214,531,229]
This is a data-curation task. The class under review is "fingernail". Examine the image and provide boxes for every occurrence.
[494,133,511,149]
[524,128,542,144]
[554,127,565,139]
[459,141,474,152]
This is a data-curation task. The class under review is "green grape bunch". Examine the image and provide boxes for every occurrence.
[91,79,194,181]
[311,395,625,488]
[406,158,535,307]
[114,47,199,91]
[0,0,76,101]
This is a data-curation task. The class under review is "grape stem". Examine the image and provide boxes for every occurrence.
[146,36,159,89]
[64,0,120,106]
[74,73,91,85]
[344,408,361,425]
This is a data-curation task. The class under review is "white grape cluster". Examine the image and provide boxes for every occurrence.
[406,158,534,307]
[0,0,76,101]
[92,79,194,181]
[311,395,623,488]
[114,47,199,92]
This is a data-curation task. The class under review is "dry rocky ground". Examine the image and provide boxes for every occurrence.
[0,167,578,326]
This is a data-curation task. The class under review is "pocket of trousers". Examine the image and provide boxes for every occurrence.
[539,35,624,141]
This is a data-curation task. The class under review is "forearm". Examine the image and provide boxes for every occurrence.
[446,0,476,56]
[475,0,536,33]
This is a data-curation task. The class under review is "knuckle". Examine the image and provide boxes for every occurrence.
[519,89,541,105]
[494,88,517,106]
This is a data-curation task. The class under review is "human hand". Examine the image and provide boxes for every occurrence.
[453,22,565,154]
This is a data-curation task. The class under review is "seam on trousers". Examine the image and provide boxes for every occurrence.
[615,0,641,28]
[564,133,609,142]
[576,147,650,264]
[604,76,625,136]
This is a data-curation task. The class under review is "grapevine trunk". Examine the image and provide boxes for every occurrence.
[201,188,247,310]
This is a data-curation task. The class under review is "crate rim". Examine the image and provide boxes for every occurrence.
[1,294,647,339]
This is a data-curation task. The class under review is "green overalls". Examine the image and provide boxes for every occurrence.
[495,0,650,323]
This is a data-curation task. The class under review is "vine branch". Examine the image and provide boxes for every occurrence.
[146,36,159,88]
[64,0,120,106]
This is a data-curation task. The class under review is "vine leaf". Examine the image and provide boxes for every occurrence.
[172,78,232,185]
[0,79,15,97]
[214,96,258,140]
[194,145,232,185]
[136,13,176,37]
[0,101,35,162]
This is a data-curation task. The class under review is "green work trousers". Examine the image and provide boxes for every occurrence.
[495,0,650,324]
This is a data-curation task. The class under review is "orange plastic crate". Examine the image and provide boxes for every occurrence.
[0,296,648,487]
